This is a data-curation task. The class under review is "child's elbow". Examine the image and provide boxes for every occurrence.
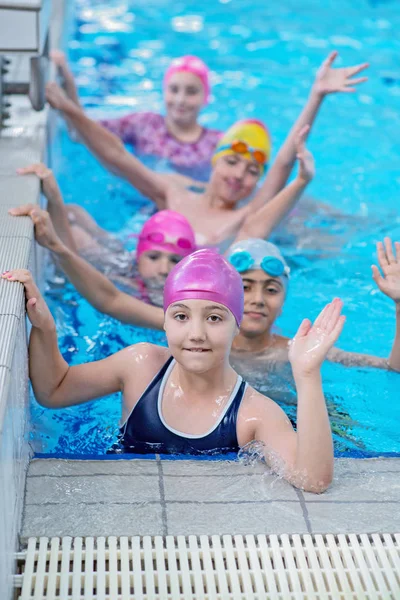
[301,474,333,494]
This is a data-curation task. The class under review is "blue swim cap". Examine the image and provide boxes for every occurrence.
[226,238,290,289]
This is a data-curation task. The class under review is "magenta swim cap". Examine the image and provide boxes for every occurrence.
[163,249,244,325]
[164,55,210,104]
[136,210,196,259]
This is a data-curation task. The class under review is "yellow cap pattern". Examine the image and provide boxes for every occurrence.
[212,119,271,172]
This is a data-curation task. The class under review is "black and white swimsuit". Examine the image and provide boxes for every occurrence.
[111,357,248,455]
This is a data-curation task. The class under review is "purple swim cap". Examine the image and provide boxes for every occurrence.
[163,249,244,325]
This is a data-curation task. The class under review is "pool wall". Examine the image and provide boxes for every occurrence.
[0,2,64,596]
[0,103,49,599]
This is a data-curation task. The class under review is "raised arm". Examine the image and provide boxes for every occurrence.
[8,204,164,330]
[45,82,170,208]
[257,51,368,202]
[1,270,127,408]
[15,164,78,252]
[234,126,314,242]
[327,238,400,371]
[50,50,82,108]
[254,299,345,493]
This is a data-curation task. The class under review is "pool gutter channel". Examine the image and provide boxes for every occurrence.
[13,532,400,599]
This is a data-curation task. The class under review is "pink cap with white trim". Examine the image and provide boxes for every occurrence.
[164,55,211,104]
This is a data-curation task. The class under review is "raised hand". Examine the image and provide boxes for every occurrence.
[313,51,369,96]
[8,204,63,251]
[372,238,400,303]
[1,270,55,331]
[16,163,61,202]
[289,298,346,377]
[296,124,315,184]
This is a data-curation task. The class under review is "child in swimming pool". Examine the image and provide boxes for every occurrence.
[9,129,313,323]
[46,52,368,249]
[11,189,400,376]
[8,163,196,320]
[51,52,221,175]
[6,250,346,493]
[10,168,400,374]
[226,238,400,377]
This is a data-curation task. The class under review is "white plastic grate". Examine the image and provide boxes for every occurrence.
[14,533,400,599]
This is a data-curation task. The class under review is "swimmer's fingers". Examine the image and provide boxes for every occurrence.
[46,82,69,110]
[1,269,52,328]
[1,269,38,296]
[338,76,369,93]
[346,63,369,78]
[345,76,369,87]
[376,241,390,269]
[312,302,331,330]
[8,205,56,249]
[323,298,344,336]
[371,264,395,300]
[8,203,37,217]
[396,241,400,262]
[320,51,338,70]
[315,300,335,332]
[9,204,45,228]
[16,163,52,179]
[49,49,67,67]
[384,237,396,264]
[371,264,385,289]
[327,314,346,346]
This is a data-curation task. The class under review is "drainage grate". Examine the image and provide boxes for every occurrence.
[14,533,400,599]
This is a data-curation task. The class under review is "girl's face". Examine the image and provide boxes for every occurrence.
[240,269,285,337]
[209,154,262,207]
[137,250,182,281]
[165,299,238,373]
[164,71,205,126]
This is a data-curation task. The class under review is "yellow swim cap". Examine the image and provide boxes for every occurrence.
[212,119,271,173]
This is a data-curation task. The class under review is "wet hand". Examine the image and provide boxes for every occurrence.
[372,238,400,303]
[296,125,315,184]
[46,81,74,112]
[16,163,61,202]
[1,270,55,331]
[313,51,369,96]
[8,204,63,251]
[289,298,346,377]
[49,50,68,70]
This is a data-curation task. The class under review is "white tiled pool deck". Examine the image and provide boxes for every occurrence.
[21,457,400,542]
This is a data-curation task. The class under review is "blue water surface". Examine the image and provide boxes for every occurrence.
[31,0,400,456]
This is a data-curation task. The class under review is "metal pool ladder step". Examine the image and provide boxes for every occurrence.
[14,533,400,599]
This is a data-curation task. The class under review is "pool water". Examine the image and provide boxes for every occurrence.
[31,0,400,456]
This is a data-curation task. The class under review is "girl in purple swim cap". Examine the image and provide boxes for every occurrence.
[8,249,349,494]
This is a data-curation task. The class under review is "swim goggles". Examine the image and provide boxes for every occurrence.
[228,250,290,278]
[217,140,267,165]
[138,231,195,251]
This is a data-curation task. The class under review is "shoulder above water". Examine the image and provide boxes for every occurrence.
[119,343,170,374]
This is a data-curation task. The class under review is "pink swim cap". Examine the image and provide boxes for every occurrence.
[136,210,196,259]
[164,55,211,104]
[163,249,244,326]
